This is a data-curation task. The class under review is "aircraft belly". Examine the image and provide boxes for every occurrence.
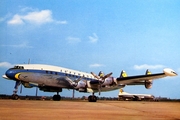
[18,72,72,88]
[90,85,124,93]
[101,86,123,92]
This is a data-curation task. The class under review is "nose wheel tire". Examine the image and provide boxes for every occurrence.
[12,94,19,100]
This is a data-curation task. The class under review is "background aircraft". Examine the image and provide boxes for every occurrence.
[118,89,154,101]
[2,64,177,102]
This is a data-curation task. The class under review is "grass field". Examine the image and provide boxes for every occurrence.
[0,100,180,120]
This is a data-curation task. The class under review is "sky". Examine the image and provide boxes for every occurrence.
[0,0,180,99]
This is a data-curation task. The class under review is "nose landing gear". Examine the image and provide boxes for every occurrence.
[11,81,21,100]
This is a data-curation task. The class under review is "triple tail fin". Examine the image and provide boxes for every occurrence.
[145,69,153,89]
[120,70,128,78]
[119,88,124,93]
[146,69,151,75]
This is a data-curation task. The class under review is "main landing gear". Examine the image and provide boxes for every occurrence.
[53,92,61,101]
[88,93,97,102]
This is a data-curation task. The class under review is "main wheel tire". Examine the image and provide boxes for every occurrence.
[88,95,97,102]
[53,95,61,101]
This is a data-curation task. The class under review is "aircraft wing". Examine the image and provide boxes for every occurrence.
[116,73,165,85]
[116,68,177,85]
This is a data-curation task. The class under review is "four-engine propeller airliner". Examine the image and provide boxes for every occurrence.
[2,64,177,102]
[118,89,154,101]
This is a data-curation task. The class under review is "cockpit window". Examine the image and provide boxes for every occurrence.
[13,66,24,69]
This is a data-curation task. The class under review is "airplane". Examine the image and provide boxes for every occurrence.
[2,64,177,102]
[118,89,154,101]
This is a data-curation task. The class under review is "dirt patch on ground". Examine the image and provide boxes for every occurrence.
[0,100,180,120]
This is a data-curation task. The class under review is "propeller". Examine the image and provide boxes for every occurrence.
[91,72,100,79]
[71,76,85,99]
[91,72,113,95]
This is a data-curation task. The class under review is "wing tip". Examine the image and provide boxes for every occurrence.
[163,68,178,76]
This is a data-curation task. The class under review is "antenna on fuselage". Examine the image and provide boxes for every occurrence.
[28,58,30,64]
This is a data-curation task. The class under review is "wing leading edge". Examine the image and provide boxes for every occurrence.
[116,68,177,85]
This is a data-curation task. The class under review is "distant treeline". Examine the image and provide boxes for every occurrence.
[0,94,180,102]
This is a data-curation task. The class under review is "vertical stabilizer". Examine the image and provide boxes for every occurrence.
[119,88,124,93]
[146,69,151,75]
[120,70,128,78]
[145,69,153,89]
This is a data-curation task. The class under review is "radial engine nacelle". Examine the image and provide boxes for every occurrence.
[74,80,87,92]
[102,77,117,86]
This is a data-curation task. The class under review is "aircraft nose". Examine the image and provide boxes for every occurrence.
[5,69,17,80]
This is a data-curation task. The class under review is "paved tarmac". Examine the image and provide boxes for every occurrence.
[0,100,180,120]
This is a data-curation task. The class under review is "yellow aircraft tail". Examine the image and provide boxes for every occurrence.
[120,70,128,78]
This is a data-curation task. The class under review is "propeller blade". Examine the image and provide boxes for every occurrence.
[91,72,112,96]
[74,76,83,83]
[103,72,113,79]
[91,72,100,79]
[72,76,84,88]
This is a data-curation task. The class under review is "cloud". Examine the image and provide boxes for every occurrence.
[134,64,165,70]
[22,10,53,24]
[1,42,33,48]
[20,7,37,12]
[66,36,81,44]
[7,9,67,25]
[89,63,105,68]
[56,20,68,24]
[0,62,14,68]
[7,14,24,25]
[88,33,98,43]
